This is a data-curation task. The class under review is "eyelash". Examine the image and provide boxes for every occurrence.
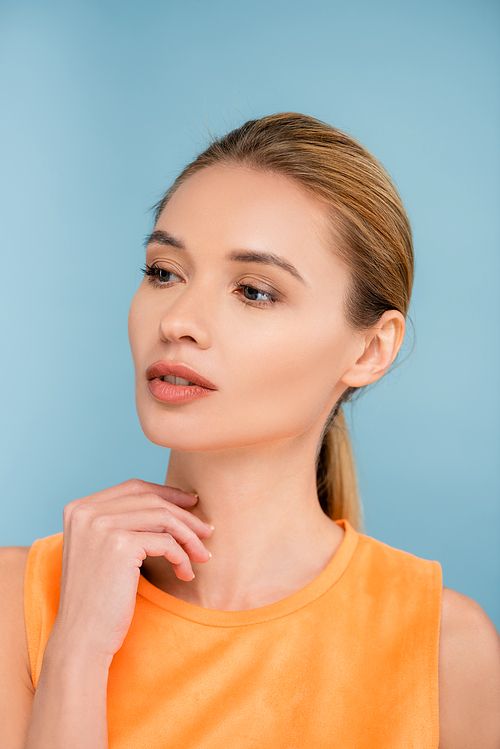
[141,263,279,307]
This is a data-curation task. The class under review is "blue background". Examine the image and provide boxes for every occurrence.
[1,0,499,629]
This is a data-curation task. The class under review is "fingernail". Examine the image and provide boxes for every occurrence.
[207,551,212,557]
[187,492,199,498]
[207,524,215,530]
[191,573,195,579]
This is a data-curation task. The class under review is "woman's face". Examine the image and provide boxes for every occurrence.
[128,165,365,452]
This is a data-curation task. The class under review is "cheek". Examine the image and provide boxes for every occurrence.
[128,289,151,365]
[127,291,140,357]
[226,314,348,437]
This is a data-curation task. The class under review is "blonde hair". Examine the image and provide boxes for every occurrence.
[153,113,414,532]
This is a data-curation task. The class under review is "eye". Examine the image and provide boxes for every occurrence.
[141,263,182,287]
[235,283,278,306]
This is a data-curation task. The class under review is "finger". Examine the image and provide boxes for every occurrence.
[81,479,200,508]
[76,493,214,537]
[137,531,195,581]
[152,502,214,538]
[135,481,201,509]
[106,509,211,563]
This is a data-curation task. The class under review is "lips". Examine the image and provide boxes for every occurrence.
[146,361,217,390]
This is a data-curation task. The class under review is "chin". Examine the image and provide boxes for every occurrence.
[137,411,223,452]
[136,391,318,453]
[141,424,248,452]
[139,415,309,454]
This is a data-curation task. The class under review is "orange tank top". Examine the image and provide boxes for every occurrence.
[24,519,442,748]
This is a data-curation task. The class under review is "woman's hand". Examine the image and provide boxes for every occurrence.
[48,479,213,669]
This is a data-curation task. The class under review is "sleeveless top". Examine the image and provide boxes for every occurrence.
[24,519,443,748]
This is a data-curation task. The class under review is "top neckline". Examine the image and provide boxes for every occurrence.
[137,518,359,627]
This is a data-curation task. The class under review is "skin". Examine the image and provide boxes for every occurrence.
[0,164,498,747]
[128,164,405,609]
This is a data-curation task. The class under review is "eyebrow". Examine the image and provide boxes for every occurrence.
[145,230,308,286]
[145,230,185,250]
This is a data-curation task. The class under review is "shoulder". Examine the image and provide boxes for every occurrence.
[0,546,35,746]
[0,544,31,572]
[0,545,31,612]
[0,546,33,685]
[439,586,500,748]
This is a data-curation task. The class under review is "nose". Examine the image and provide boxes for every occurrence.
[158,283,212,349]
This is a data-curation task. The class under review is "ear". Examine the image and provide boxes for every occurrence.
[339,310,406,388]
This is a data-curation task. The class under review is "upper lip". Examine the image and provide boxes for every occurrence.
[146,361,217,390]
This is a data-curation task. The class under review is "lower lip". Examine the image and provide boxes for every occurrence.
[147,378,216,403]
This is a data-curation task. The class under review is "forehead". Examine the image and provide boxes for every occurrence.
[157,166,330,255]
[154,165,351,295]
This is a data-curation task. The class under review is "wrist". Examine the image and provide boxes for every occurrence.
[44,624,114,674]
[26,630,110,749]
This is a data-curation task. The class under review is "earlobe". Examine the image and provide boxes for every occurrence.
[340,311,406,388]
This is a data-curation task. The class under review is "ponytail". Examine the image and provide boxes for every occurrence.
[316,406,364,532]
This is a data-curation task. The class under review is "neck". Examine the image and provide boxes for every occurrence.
[141,437,345,610]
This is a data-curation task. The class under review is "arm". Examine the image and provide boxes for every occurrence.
[0,480,212,749]
[0,546,109,749]
[24,632,109,748]
[0,547,34,749]
[439,586,500,749]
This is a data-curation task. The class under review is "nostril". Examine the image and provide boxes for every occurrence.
[158,313,210,349]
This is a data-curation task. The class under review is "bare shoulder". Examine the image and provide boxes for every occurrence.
[0,545,31,578]
[0,545,33,684]
[439,586,500,749]
[0,546,35,747]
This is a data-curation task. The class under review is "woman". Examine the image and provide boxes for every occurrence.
[1,113,499,748]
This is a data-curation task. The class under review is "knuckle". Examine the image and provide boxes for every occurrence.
[181,526,198,544]
[156,508,191,539]
[89,513,111,533]
[109,529,129,553]
[62,501,75,521]
[69,501,95,524]
[156,505,173,522]
[164,536,186,564]
[124,478,143,493]
[144,491,163,504]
